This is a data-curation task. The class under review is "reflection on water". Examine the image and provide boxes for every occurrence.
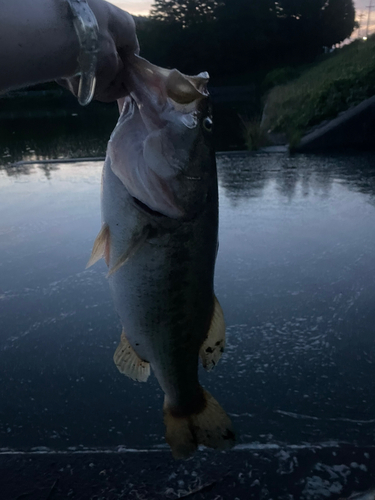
[0,103,247,166]
[0,152,375,452]
[219,153,375,205]
[0,109,116,165]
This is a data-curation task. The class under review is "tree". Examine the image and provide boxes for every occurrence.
[214,0,278,64]
[320,0,356,47]
[276,0,356,53]
[136,14,221,75]
[150,0,221,27]
[141,0,357,77]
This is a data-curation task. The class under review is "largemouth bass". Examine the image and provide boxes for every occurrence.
[87,56,235,459]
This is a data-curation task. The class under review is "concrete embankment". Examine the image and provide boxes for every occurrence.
[295,95,375,152]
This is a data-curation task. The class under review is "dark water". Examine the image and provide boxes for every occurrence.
[1,142,375,453]
[0,97,248,160]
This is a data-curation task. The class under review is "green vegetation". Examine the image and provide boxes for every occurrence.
[141,0,358,151]
[240,116,267,151]
[262,35,375,144]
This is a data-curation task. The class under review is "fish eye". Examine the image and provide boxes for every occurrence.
[203,117,213,132]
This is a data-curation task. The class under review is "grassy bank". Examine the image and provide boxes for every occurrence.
[261,35,375,146]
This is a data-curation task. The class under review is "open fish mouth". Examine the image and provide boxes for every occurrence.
[125,55,209,110]
[107,57,212,220]
[122,56,211,144]
[117,55,210,139]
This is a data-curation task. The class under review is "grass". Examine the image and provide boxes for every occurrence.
[240,115,268,151]
[261,35,375,145]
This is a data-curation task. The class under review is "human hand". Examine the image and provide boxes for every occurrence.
[58,0,139,103]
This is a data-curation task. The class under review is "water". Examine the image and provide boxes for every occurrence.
[0,98,247,159]
[1,144,375,453]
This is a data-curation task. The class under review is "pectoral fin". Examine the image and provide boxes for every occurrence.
[113,331,150,383]
[107,225,150,277]
[199,296,226,371]
[86,224,110,268]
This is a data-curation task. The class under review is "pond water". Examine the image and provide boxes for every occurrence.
[0,98,248,159]
[1,143,375,453]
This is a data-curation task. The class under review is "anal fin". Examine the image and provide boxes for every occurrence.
[86,224,110,268]
[113,331,150,382]
[199,295,225,371]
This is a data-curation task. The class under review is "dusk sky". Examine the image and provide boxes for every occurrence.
[111,0,375,36]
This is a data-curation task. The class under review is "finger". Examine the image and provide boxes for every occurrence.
[94,42,118,95]
[57,5,138,103]
[95,67,130,102]
[92,38,127,102]
[93,35,135,102]
[57,57,126,103]
[108,7,139,59]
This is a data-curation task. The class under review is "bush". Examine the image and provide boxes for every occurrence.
[241,116,268,151]
[262,35,375,144]
[263,67,301,89]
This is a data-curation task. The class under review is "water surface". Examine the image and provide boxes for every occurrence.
[1,152,375,451]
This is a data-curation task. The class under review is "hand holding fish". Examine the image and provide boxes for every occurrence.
[58,0,140,103]
[0,0,138,102]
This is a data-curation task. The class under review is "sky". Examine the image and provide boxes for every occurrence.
[111,0,151,16]
[111,0,375,36]
[354,0,375,37]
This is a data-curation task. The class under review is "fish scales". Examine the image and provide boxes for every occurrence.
[89,55,235,458]
[103,156,217,408]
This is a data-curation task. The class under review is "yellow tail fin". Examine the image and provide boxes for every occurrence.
[163,388,235,459]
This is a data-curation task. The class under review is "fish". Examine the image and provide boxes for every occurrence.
[87,55,235,459]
